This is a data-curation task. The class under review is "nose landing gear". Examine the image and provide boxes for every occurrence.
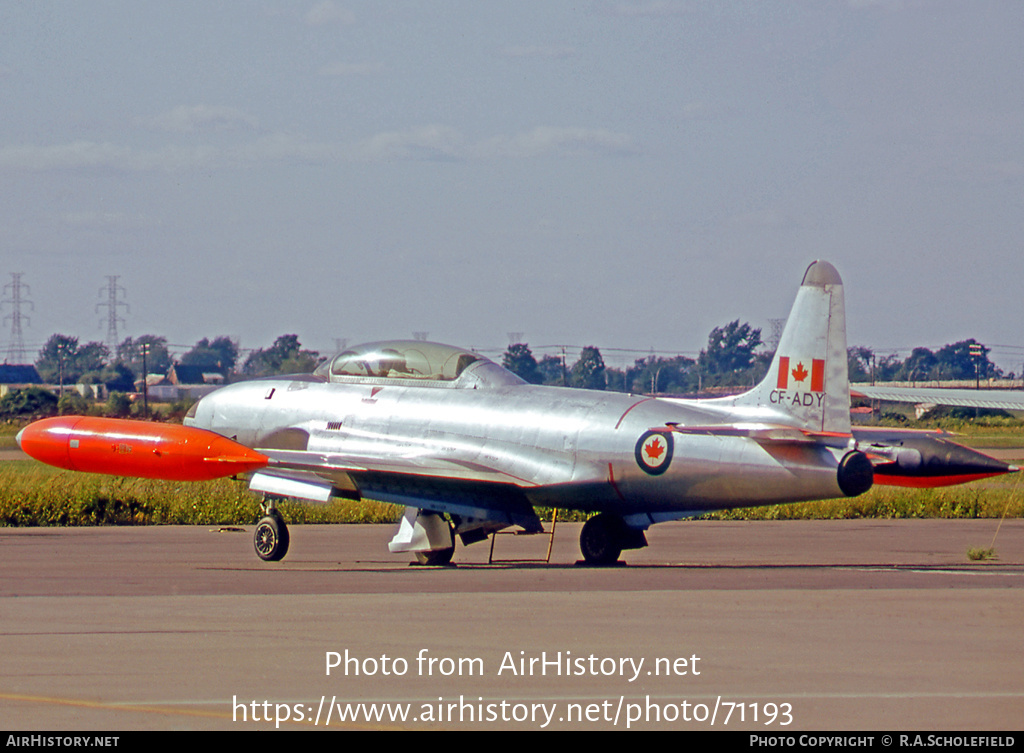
[254,498,289,561]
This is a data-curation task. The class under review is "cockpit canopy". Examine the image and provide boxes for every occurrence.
[313,340,524,388]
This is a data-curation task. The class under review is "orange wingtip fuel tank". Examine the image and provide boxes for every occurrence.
[16,416,269,481]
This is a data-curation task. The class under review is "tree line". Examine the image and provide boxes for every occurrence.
[847,341,1000,383]
[502,320,768,394]
[503,326,1002,394]
[19,325,1006,397]
[31,333,321,391]
[2,333,323,419]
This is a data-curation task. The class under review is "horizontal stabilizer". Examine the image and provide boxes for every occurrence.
[662,422,852,444]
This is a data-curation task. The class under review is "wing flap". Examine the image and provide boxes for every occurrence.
[357,472,543,532]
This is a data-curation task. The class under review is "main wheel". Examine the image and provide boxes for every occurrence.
[580,514,624,566]
[415,546,455,566]
[254,511,290,561]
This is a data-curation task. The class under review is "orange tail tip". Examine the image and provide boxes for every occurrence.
[17,416,268,481]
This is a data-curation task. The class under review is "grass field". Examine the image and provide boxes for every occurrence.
[0,459,1019,527]
[1,419,1021,526]
[0,461,401,527]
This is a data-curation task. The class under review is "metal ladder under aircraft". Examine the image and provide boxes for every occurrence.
[487,509,559,564]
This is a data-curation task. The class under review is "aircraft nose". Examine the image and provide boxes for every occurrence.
[15,427,25,450]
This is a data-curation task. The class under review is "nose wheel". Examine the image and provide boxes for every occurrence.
[254,508,290,561]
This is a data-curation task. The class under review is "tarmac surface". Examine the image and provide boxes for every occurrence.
[1,519,1022,731]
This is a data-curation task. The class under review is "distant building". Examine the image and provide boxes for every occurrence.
[137,363,227,401]
[0,364,42,397]
[166,364,226,387]
[0,364,41,384]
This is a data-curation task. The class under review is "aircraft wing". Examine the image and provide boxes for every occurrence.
[258,447,536,486]
[852,385,1024,411]
[250,447,546,532]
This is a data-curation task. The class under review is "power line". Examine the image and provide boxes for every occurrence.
[767,318,786,352]
[97,276,129,356]
[2,273,33,364]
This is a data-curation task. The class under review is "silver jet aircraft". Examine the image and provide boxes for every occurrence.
[18,261,1012,564]
[178,260,1011,564]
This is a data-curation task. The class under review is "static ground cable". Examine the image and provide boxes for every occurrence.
[987,465,1022,551]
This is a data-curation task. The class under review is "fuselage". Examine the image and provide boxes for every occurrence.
[185,352,849,517]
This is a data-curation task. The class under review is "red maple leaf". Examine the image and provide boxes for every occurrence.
[645,437,665,461]
[791,362,808,382]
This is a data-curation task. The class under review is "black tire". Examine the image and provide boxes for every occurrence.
[415,546,455,567]
[580,514,624,566]
[254,512,290,561]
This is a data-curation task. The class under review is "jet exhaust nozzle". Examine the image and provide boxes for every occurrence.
[837,450,874,497]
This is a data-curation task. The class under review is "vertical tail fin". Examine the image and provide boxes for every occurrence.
[730,260,850,434]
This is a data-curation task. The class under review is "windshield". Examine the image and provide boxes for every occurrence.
[314,341,486,382]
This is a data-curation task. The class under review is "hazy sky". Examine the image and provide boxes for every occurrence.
[2,1,1022,372]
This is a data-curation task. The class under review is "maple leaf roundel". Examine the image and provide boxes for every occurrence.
[635,430,674,475]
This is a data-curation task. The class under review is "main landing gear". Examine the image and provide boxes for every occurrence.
[387,508,458,566]
[415,544,455,567]
[579,513,647,566]
[254,498,290,562]
[412,512,456,566]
